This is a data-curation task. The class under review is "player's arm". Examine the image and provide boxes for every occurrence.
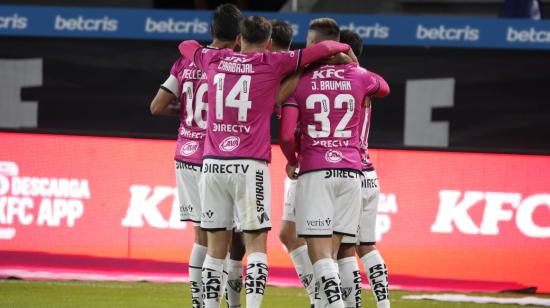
[178,40,203,63]
[299,41,350,68]
[150,88,178,116]
[279,104,300,179]
[370,72,390,98]
[276,70,302,106]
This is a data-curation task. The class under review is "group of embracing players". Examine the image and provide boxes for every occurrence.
[150,3,390,308]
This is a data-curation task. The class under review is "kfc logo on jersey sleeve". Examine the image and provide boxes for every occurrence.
[219,136,240,152]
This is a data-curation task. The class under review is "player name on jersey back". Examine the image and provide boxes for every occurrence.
[193,47,301,162]
[289,64,380,173]
[167,57,208,164]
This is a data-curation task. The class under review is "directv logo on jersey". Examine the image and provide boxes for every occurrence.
[324,170,359,179]
[144,17,208,34]
[54,15,118,32]
[0,14,28,30]
[325,150,343,163]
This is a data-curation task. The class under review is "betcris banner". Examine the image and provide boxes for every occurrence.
[1,5,550,50]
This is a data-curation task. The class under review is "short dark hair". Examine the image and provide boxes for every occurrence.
[211,4,243,41]
[270,19,293,50]
[308,18,340,41]
[240,16,272,44]
[340,29,363,57]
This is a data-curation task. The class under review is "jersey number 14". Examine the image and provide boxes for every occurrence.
[214,73,252,122]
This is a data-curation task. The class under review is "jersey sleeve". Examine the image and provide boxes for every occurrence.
[267,50,302,79]
[282,95,300,109]
[193,47,223,71]
[362,70,389,97]
[160,58,182,96]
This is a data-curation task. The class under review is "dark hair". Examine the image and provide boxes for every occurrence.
[211,4,243,41]
[240,16,272,44]
[270,19,293,50]
[340,29,363,57]
[308,18,340,41]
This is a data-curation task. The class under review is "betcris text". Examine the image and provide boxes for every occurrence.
[0,14,27,30]
[416,24,479,42]
[145,17,208,34]
[54,15,118,32]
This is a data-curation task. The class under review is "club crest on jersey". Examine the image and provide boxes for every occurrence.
[325,150,343,163]
[180,141,199,156]
[219,136,240,152]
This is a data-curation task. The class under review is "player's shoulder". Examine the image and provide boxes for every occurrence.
[171,56,193,72]
[263,49,299,62]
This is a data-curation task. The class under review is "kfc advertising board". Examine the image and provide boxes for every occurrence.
[0,132,548,292]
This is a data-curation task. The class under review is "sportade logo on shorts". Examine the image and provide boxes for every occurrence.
[54,15,118,32]
[0,161,90,240]
[325,149,343,163]
[255,170,269,224]
[180,141,199,156]
[144,16,208,34]
[431,190,550,238]
[0,14,27,30]
[219,136,240,152]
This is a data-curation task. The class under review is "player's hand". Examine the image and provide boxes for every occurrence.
[286,164,298,180]
[364,96,372,108]
[347,48,358,63]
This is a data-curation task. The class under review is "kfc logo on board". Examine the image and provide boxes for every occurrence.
[431,190,550,238]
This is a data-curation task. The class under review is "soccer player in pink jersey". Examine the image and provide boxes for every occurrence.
[149,4,242,308]
[178,16,350,308]
[337,29,391,308]
[279,18,389,308]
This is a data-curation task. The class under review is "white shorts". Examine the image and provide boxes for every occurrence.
[281,177,297,222]
[200,158,272,232]
[175,160,202,226]
[295,169,362,238]
[342,169,380,245]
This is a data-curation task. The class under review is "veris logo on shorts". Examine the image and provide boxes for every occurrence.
[180,141,199,156]
[203,210,214,219]
[0,161,90,240]
[306,218,332,228]
[325,150,343,163]
[219,136,240,152]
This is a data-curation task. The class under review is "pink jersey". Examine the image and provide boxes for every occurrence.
[193,47,301,162]
[359,105,374,171]
[285,64,380,173]
[164,57,208,165]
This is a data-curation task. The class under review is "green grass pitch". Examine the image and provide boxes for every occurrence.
[1,279,547,307]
